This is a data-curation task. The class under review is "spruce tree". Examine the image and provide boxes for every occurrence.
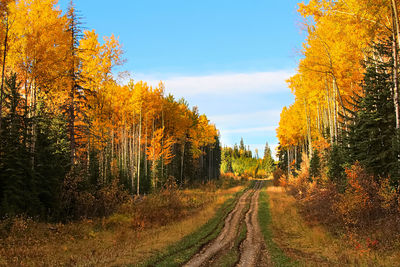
[263,142,274,175]
[310,149,321,180]
[327,144,346,192]
[343,40,399,182]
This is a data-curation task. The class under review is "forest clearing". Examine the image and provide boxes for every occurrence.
[2,0,400,266]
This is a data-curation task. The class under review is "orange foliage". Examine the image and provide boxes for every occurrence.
[277,0,392,150]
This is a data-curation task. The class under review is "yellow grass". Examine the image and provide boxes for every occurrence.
[267,186,400,266]
[0,185,243,266]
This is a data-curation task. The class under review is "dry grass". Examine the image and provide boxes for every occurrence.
[267,186,400,266]
[0,185,243,266]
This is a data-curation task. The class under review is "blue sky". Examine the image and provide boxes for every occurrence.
[58,0,305,157]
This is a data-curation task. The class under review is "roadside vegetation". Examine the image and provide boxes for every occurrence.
[0,177,245,266]
[267,180,400,266]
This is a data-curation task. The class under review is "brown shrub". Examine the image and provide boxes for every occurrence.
[300,183,340,227]
[272,168,285,186]
[287,168,309,198]
[60,170,128,220]
[334,162,383,228]
[128,186,212,230]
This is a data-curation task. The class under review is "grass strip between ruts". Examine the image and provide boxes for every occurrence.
[258,186,298,266]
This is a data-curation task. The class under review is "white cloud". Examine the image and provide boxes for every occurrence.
[220,126,276,134]
[132,70,293,96]
[209,110,281,127]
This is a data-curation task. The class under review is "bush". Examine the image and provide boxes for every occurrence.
[300,183,340,227]
[128,185,212,230]
[285,153,310,198]
[272,168,285,186]
[60,169,128,220]
[334,162,383,228]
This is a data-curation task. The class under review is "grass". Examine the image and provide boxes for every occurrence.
[0,179,247,266]
[258,182,297,266]
[139,187,248,266]
[266,185,400,266]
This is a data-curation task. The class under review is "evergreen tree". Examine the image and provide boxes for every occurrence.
[327,144,346,192]
[309,149,321,179]
[0,74,32,216]
[239,137,245,152]
[263,142,275,175]
[343,40,399,182]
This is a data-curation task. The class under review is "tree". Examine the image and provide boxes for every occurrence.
[310,149,321,179]
[327,144,346,191]
[263,142,274,175]
[343,41,398,181]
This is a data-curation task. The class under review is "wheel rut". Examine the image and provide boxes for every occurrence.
[184,181,267,267]
[237,180,268,267]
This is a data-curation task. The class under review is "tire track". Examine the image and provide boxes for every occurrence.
[184,183,257,267]
[237,180,266,267]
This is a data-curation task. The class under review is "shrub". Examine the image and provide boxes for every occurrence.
[334,162,383,228]
[286,153,310,198]
[60,169,128,220]
[272,168,285,186]
[300,183,340,227]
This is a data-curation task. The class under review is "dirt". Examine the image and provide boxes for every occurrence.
[238,180,269,266]
[184,180,268,267]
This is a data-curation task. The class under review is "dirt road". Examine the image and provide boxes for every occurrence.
[184,180,268,267]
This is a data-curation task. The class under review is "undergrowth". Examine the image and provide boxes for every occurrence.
[0,177,246,266]
[275,155,400,265]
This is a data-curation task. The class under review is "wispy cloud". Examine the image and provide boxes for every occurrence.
[220,126,276,134]
[209,110,281,127]
[132,70,293,96]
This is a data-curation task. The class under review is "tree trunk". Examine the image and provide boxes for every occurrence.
[161,109,164,181]
[0,14,9,132]
[180,142,185,185]
[131,123,136,191]
[151,117,156,190]
[287,148,290,176]
[332,80,338,143]
[30,83,37,170]
[304,99,312,157]
[137,109,142,195]
[144,115,148,178]
[392,6,400,130]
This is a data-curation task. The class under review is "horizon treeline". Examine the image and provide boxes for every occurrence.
[221,138,274,178]
[0,0,221,220]
[277,1,400,186]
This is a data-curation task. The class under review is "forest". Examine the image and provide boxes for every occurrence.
[276,0,400,247]
[0,0,221,220]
